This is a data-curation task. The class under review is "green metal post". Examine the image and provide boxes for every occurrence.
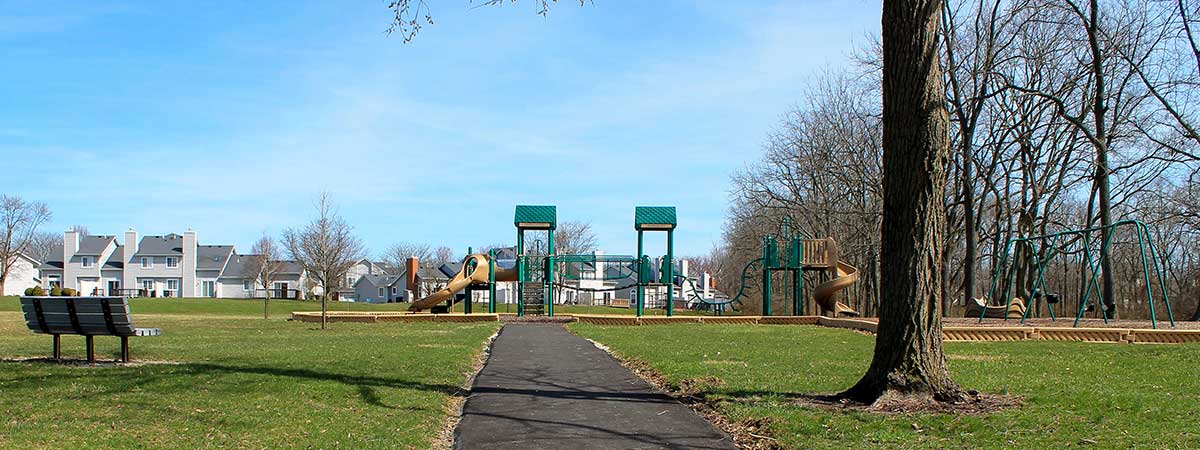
[666,229,674,317]
[488,249,496,314]
[981,239,1014,323]
[762,237,772,316]
[1134,226,1158,329]
[1144,226,1176,328]
[794,238,804,315]
[636,230,644,317]
[547,229,555,317]
[517,230,525,317]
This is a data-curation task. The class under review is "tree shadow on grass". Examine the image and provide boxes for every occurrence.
[1,360,462,411]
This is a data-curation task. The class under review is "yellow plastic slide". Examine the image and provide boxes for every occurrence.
[409,254,519,312]
[812,260,860,316]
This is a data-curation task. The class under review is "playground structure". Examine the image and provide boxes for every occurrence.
[717,219,860,317]
[980,219,1176,329]
[408,205,861,317]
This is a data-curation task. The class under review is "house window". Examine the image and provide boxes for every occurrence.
[142,280,155,291]
[379,287,385,297]
[166,279,179,291]
[243,280,252,291]
[391,287,397,294]
[347,275,355,286]
[166,257,178,268]
[81,256,93,268]
[141,257,151,268]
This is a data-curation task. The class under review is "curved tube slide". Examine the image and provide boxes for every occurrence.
[812,261,860,317]
[408,254,518,312]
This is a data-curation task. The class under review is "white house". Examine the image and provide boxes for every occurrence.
[39,228,308,299]
[2,251,41,296]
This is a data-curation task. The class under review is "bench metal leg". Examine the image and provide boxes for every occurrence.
[120,336,130,363]
[52,335,61,361]
[85,336,95,364]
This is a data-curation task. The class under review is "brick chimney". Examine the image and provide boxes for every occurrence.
[405,257,419,297]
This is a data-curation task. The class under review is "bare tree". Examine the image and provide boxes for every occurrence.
[22,231,59,264]
[554,220,598,255]
[382,241,434,271]
[434,246,456,264]
[842,0,964,405]
[282,192,365,329]
[1,195,51,295]
[249,234,284,319]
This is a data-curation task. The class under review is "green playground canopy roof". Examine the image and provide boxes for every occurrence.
[514,205,557,230]
[634,206,677,230]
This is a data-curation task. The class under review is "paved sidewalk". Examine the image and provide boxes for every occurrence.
[454,323,736,450]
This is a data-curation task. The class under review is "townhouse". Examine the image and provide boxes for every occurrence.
[40,229,308,299]
[1,251,41,296]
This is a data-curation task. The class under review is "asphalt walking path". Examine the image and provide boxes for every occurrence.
[454,323,737,450]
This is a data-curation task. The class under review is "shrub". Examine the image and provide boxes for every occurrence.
[49,286,63,296]
[62,288,77,297]
[24,286,47,296]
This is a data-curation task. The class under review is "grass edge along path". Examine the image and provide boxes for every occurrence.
[569,322,1200,449]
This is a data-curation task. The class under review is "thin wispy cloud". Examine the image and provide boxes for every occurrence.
[0,0,881,255]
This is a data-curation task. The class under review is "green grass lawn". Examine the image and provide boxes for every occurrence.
[571,323,1200,449]
[0,297,499,449]
[0,295,411,317]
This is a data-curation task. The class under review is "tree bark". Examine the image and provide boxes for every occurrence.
[843,0,963,403]
[1083,0,1116,319]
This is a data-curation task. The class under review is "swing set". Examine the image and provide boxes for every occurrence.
[983,219,1176,329]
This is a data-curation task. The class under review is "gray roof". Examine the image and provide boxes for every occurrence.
[40,244,63,269]
[417,266,448,281]
[358,274,403,288]
[220,254,304,278]
[133,234,183,257]
[76,235,116,256]
[104,245,124,269]
[197,245,234,271]
[439,262,464,278]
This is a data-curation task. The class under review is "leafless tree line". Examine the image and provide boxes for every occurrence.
[717,0,1200,320]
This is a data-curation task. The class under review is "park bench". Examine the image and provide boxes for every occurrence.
[20,296,161,363]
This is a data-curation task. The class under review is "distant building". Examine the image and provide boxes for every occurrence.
[2,251,41,296]
[39,229,308,299]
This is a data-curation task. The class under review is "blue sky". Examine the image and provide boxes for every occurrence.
[1,0,881,258]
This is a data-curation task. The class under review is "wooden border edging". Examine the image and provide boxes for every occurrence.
[288,311,1200,344]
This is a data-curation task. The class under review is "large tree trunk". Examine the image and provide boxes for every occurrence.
[843,0,963,404]
[1084,0,1117,320]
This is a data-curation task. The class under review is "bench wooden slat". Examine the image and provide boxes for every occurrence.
[20,298,130,315]
[26,322,136,335]
[22,312,132,321]
[25,316,134,327]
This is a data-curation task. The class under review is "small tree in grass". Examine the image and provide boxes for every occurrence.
[249,233,283,319]
[283,192,365,329]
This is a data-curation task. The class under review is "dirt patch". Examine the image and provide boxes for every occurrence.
[679,376,727,396]
[0,357,184,367]
[792,390,1022,415]
[947,354,1008,362]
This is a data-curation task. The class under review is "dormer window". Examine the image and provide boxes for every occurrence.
[141,257,151,268]
[167,257,179,268]
[81,256,93,268]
